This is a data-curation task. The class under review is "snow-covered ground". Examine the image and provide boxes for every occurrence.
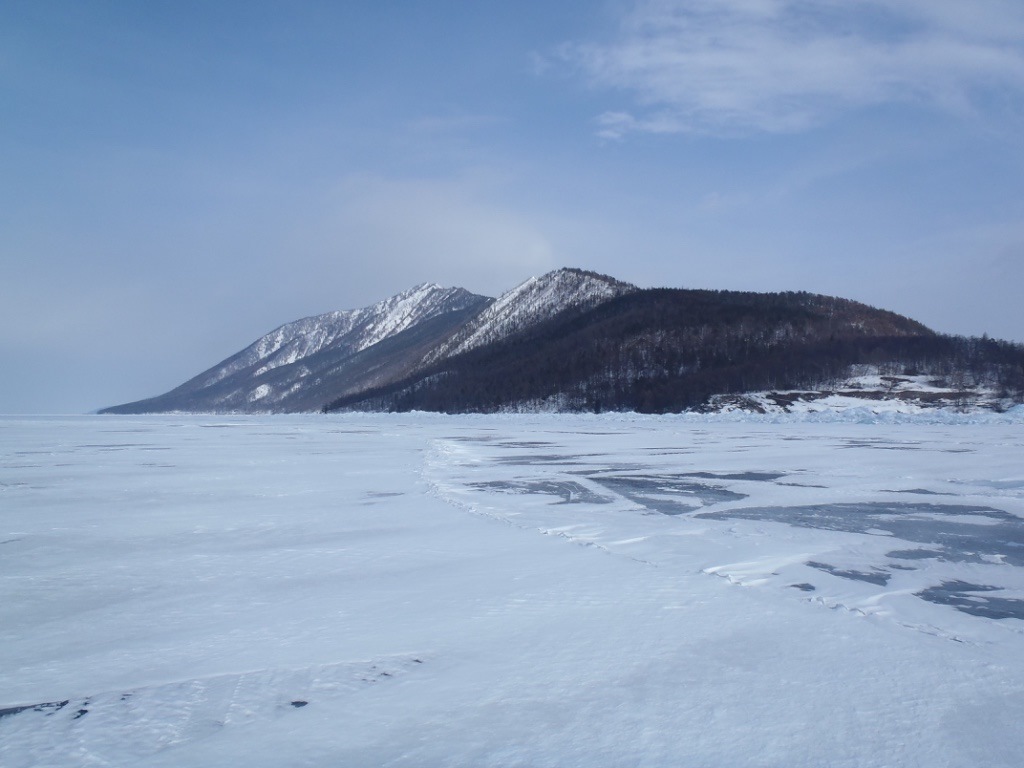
[2,412,1024,767]
[708,372,1023,416]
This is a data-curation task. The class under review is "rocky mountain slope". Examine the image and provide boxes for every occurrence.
[101,269,633,414]
[424,268,636,363]
[101,284,493,413]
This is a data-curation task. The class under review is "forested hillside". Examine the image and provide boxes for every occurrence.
[325,289,1024,414]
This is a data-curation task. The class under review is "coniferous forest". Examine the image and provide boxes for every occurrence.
[325,289,1024,414]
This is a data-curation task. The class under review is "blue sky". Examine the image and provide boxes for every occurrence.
[3,0,1024,412]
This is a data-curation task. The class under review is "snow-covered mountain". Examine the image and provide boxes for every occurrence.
[427,268,636,363]
[101,268,1024,415]
[102,284,493,414]
[198,283,485,388]
[102,269,636,414]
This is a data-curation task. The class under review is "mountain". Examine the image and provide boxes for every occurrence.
[424,268,636,363]
[101,269,637,414]
[101,269,1024,415]
[325,288,1024,414]
[101,284,493,414]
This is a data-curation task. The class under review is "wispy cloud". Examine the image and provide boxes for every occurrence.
[560,0,1024,137]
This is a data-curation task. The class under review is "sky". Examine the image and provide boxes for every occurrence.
[3,0,1024,413]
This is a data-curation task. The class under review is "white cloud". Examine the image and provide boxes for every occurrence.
[562,0,1024,136]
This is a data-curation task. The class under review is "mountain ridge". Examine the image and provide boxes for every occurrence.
[101,269,1024,415]
[101,283,493,414]
[424,268,636,364]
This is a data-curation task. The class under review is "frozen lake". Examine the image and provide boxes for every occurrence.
[2,413,1024,766]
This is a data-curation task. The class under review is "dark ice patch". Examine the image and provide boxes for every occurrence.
[470,480,611,505]
[916,581,1024,620]
[681,471,787,482]
[568,464,649,475]
[883,488,953,496]
[807,561,891,586]
[698,502,1024,567]
[841,440,921,451]
[886,548,990,564]
[493,454,591,466]
[589,475,746,515]
[887,548,944,560]
[0,700,69,720]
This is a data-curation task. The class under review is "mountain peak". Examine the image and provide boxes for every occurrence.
[393,282,444,298]
[353,283,487,352]
[427,267,636,362]
[536,266,628,283]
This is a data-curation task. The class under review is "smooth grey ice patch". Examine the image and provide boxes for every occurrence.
[698,502,1024,567]
[567,464,650,474]
[882,488,954,496]
[681,471,787,482]
[916,581,1024,620]
[886,548,991,565]
[470,480,611,505]
[589,475,747,515]
[887,549,944,560]
[807,561,891,586]
[841,440,922,451]
[493,454,596,466]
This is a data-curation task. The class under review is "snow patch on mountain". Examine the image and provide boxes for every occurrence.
[196,284,486,389]
[428,268,635,363]
[248,384,272,403]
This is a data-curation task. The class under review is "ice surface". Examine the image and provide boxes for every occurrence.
[2,413,1024,766]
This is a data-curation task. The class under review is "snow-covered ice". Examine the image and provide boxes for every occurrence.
[2,412,1024,766]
